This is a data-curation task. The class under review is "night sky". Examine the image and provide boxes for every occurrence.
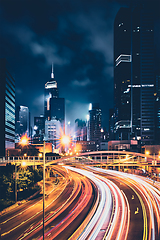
[0,0,158,129]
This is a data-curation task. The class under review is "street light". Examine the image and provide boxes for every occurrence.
[21,161,26,167]
[60,135,70,145]
[14,163,17,203]
[19,136,46,239]
[43,141,45,240]
[39,153,43,158]
[60,135,71,153]
[19,134,29,146]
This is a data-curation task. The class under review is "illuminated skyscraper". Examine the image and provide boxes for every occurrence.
[15,105,30,138]
[88,103,102,143]
[45,119,61,150]
[0,58,15,156]
[114,3,159,145]
[44,65,59,120]
[114,8,132,141]
[44,65,65,137]
[75,119,87,141]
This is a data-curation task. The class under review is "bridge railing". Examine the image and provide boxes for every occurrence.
[0,156,60,164]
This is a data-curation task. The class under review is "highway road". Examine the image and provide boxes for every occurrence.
[85,166,160,240]
[0,165,160,240]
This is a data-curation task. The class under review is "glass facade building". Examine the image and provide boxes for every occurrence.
[114,8,132,140]
[44,66,65,137]
[0,58,15,156]
[15,105,30,139]
[88,103,102,143]
[114,3,159,145]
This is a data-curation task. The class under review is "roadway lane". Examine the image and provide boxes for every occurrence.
[39,171,95,240]
[1,164,160,240]
[66,166,129,240]
[0,167,70,240]
[17,167,96,240]
[87,167,143,240]
[88,167,160,240]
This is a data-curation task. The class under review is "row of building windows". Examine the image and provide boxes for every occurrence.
[6,89,15,102]
[5,108,15,120]
[5,133,15,140]
[6,83,15,97]
[5,96,15,108]
[5,128,15,136]
[6,103,15,115]
[6,121,15,129]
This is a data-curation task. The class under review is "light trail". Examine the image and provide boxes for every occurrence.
[20,172,81,240]
[89,167,160,240]
[65,166,129,240]
[65,167,112,240]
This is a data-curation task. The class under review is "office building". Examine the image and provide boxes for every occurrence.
[114,3,159,145]
[44,65,65,133]
[155,75,160,144]
[114,7,132,140]
[0,58,15,156]
[33,115,45,143]
[34,115,45,132]
[88,103,102,143]
[44,119,61,150]
[75,119,87,141]
[109,108,115,140]
[15,105,30,139]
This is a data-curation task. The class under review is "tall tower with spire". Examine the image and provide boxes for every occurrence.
[44,65,65,139]
[51,62,54,79]
[44,65,59,120]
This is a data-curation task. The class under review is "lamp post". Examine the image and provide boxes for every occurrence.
[15,163,17,203]
[43,141,45,240]
[19,135,46,239]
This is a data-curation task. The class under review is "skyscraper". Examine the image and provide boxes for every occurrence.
[0,58,15,156]
[114,7,132,141]
[44,65,65,142]
[114,3,159,145]
[155,74,160,144]
[44,65,59,120]
[45,119,61,150]
[15,105,30,139]
[75,119,87,141]
[88,103,102,143]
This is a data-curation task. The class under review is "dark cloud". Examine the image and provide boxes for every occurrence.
[0,0,122,128]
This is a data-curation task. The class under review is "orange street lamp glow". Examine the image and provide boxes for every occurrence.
[21,161,26,167]
[61,135,70,145]
[20,134,29,145]
[146,151,150,155]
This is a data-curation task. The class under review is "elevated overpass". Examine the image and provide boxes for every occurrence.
[1,151,159,169]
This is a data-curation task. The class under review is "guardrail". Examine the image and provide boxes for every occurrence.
[0,156,60,165]
[0,151,160,166]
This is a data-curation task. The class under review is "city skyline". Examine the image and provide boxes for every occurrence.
[0,0,131,128]
[0,0,159,130]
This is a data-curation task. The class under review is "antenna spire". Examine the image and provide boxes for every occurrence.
[51,63,54,79]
